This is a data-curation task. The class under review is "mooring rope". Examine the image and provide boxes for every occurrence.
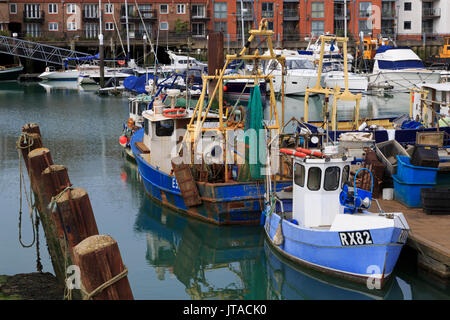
[16,133,36,249]
[80,266,129,300]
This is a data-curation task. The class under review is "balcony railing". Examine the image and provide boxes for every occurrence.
[82,10,99,21]
[191,10,210,20]
[120,8,157,20]
[283,9,299,19]
[381,10,395,18]
[23,10,45,23]
[422,8,441,17]
[261,11,274,19]
[334,9,350,19]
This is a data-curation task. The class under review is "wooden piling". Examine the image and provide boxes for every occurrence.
[27,148,54,194]
[73,235,133,300]
[40,165,71,205]
[54,188,99,254]
[18,123,133,299]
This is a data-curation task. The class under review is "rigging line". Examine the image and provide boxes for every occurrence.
[134,0,159,66]
[106,0,126,58]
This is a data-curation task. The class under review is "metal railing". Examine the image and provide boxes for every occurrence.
[422,8,441,17]
[23,10,45,22]
[283,9,299,18]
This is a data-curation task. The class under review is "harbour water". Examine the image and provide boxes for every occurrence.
[0,82,449,299]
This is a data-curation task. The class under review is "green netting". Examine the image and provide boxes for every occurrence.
[245,85,265,180]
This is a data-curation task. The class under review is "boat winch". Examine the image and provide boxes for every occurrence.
[339,168,373,214]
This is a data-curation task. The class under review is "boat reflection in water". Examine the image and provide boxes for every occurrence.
[134,191,267,299]
[264,240,415,300]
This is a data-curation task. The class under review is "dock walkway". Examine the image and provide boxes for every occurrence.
[371,200,450,279]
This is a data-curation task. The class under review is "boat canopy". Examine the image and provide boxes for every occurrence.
[64,53,99,68]
[374,47,425,70]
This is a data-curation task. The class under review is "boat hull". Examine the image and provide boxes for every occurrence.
[0,65,24,81]
[273,73,320,95]
[38,70,79,81]
[131,128,291,225]
[324,73,368,92]
[368,70,441,92]
[264,211,405,287]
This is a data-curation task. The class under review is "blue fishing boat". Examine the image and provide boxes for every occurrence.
[130,21,291,225]
[263,151,410,287]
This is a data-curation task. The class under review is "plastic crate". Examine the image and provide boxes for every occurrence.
[375,140,410,176]
[396,155,438,184]
[392,175,435,208]
[411,144,440,168]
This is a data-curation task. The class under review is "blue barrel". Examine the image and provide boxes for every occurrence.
[393,175,435,208]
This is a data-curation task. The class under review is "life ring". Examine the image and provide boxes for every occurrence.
[118,60,125,66]
[45,67,50,72]
[163,108,186,118]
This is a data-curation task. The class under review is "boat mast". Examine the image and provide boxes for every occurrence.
[98,0,104,88]
[344,0,347,38]
[240,0,245,48]
[124,0,130,58]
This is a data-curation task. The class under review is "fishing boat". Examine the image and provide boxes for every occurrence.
[263,148,410,287]
[130,20,291,225]
[0,65,24,81]
[367,46,441,92]
[303,36,450,146]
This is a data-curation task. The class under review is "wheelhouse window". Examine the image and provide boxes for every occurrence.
[341,165,350,189]
[324,166,340,191]
[294,163,305,187]
[155,120,174,137]
[144,119,149,135]
[307,167,321,191]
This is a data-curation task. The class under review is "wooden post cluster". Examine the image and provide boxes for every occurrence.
[19,123,133,300]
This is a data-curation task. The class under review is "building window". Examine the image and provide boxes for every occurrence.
[359,19,372,34]
[85,23,98,39]
[261,2,274,18]
[67,4,76,14]
[192,22,205,37]
[105,3,113,14]
[311,1,324,19]
[404,2,412,11]
[25,4,41,18]
[267,21,274,30]
[214,21,227,33]
[160,4,168,14]
[84,4,98,18]
[359,2,372,18]
[139,4,153,18]
[67,22,77,31]
[311,20,324,35]
[192,4,205,18]
[26,23,40,37]
[9,3,17,14]
[214,2,227,19]
[48,22,58,31]
[404,21,411,30]
[176,4,185,14]
[160,21,169,30]
[105,22,114,30]
[48,4,58,14]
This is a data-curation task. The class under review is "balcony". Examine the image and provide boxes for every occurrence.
[82,10,99,22]
[236,12,253,21]
[261,11,274,19]
[422,8,441,18]
[191,9,210,21]
[334,9,350,20]
[23,10,45,23]
[381,10,395,19]
[283,9,299,20]
[120,8,157,21]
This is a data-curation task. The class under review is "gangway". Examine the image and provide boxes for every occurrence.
[0,35,92,68]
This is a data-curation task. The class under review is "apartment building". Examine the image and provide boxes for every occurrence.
[5,0,210,41]
[2,0,448,45]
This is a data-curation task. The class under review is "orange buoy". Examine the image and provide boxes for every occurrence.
[163,108,187,118]
[296,147,325,158]
[280,148,307,158]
